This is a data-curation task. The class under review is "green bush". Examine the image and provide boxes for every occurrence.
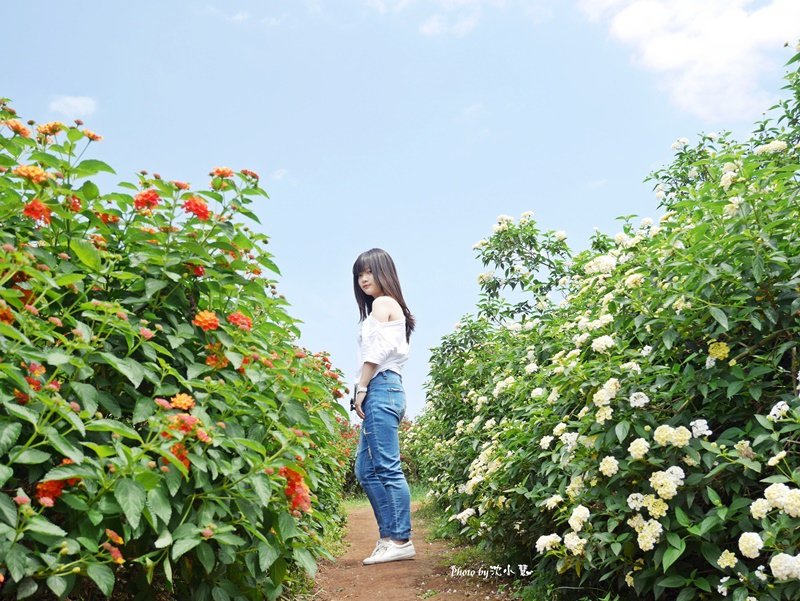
[410,49,800,600]
[0,100,348,600]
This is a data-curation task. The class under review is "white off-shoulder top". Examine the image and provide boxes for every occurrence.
[357,315,410,380]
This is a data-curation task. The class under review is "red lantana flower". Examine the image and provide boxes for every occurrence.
[23,199,52,224]
[183,196,210,221]
[134,189,160,211]
[279,466,312,513]
[227,311,253,331]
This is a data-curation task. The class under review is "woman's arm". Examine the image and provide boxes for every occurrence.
[354,361,377,419]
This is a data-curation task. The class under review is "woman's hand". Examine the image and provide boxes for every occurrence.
[355,390,367,419]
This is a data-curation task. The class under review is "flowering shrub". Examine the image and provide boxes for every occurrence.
[0,101,348,599]
[410,50,800,600]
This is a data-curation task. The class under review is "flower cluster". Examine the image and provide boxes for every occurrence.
[279,466,311,514]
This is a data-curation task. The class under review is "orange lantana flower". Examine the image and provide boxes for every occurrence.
[212,167,234,178]
[170,393,195,411]
[14,165,52,185]
[134,189,160,211]
[192,310,219,331]
[2,119,31,137]
[36,121,65,136]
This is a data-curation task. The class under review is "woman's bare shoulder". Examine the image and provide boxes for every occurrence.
[371,296,403,321]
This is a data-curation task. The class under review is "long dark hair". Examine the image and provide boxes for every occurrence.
[352,248,415,342]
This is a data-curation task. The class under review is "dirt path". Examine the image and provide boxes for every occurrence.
[311,503,516,600]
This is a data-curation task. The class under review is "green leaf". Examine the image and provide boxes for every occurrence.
[196,542,215,574]
[69,239,102,271]
[657,575,686,588]
[663,540,685,571]
[114,478,146,529]
[45,427,84,462]
[171,537,201,560]
[76,159,116,175]
[86,419,142,442]
[26,516,68,537]
[292,548,317,578]
[259,541,280,571]
[12,448,51,464]
[147,487,172,525]
[155,529,173,549]
[0,465,12,487]
[98,353,144,388]
[6,543,27,581]
[251,474,272,507]
[0,421,22,454]
[709,307,729,330]
[674,506,691,527]
[615,421,630,443]
[45,351,72,366]
[42,464,96,482]
[81,180,100,200]
[132,396,156,424]
[16,578,39,599]
[0,493,17,527]
[70,382,99,414]
[46,575,68,598]
[87,563,115,596]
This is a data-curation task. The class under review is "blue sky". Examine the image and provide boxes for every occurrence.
[4,1,799,419]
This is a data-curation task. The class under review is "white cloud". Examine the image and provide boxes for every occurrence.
[366,0,551,35]
[420,12,479,36]
[271,169,288,181]
[578,0,800,121]
[462,102,484,118]
[49,96,97,119]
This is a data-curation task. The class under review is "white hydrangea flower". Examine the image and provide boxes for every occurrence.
[591,335,615,353]
[720,170,737,191]
[640,345,652,357]
[636,519,663,551]
[599,456,619,477]
[477,271,494,284]
[596,406,613,424]
[584,254,617,274]
[784,489,800,518]
[525,362,539,374]
[627,493,645,510]
[738,532,763,559]
[764,483,790,510]
[472,239,488,250]
[629,392,650,408]
[553,423,567,436]
[554,230,567,241]
[535,533,561,553]
[563,532,587,555]
[450,507,476,525]
[540,435,554,450]
[770,553,800,581]
[530,387,545,399]
[568,505,590,532]
[543,494,563,510]
[690,419,712,438]
[754,139,788,154]
[628,438,650,460]
[768,401,790,421]
[717,550,738,569]
[671,137,689,151]
[624,272,644,288]
[768,450,787,466]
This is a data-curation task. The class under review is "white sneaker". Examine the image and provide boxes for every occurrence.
[362,538,390,565]
[371,540,416,564]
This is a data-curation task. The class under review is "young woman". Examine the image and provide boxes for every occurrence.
[352,248,416,565]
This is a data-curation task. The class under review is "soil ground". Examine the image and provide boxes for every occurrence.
[311,502,519,601]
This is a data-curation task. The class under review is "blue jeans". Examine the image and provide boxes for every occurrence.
[354,370,412,540]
